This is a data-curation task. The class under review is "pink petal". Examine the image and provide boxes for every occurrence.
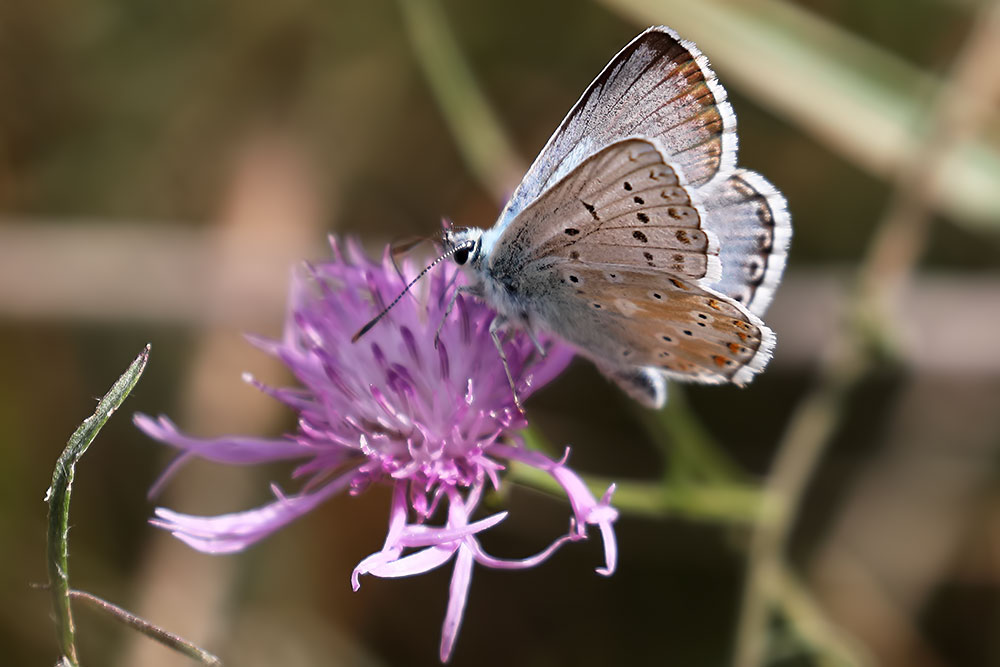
[364,544,456,579]
[352,547,402,591]
[467,530,576,570]
[135,414,313,464]
[150,471,353,554]
[398,511,507,547]
[440,544,474,663]
[595,513,618,576]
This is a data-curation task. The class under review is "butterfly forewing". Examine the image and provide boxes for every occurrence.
[493,138,720,284]
[495,26,736,234]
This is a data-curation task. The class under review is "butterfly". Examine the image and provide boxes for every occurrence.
[359,26,791,409]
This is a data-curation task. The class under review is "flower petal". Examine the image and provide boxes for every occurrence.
[467,529,576,570]
[491,443,619,575]
[440,543,474,663]
[397,511,507,547]
[362,543,457,580]
[135,414,313,464]
[150,470,353,554]
[518,344,575,400]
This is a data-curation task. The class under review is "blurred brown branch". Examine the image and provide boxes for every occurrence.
[3,228,998,374]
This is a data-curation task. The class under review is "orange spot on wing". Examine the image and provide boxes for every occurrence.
[708,299,721,310]
[669,278,687,290]
[713,355,727,367]
[728,342,741,353]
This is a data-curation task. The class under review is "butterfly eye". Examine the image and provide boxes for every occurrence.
[453,247,470,265]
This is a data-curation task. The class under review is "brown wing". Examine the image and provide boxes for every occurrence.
[489,138,721,285]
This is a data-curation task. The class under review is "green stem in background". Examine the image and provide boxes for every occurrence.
[46,345,150,666]
[644,386,749,485]
[397,0,525,203]
[769,566,870,667]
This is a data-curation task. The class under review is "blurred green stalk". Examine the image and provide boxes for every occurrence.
[397,0,525,202]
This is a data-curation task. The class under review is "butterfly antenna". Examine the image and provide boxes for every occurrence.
[389,234,432,287]
[351,241,474,343]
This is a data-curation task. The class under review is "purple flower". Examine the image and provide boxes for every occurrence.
[135,238,619,662]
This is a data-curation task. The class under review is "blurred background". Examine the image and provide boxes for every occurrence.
[3,0,999,665]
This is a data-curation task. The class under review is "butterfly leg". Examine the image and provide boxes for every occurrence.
[489,315,525,413]
[525,324,546,357]
[434,285,471,349]
[437,266,461,307]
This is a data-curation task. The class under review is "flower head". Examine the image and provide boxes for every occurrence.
[136,238,619,661]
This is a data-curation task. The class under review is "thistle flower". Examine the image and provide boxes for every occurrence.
[135,238,619,662]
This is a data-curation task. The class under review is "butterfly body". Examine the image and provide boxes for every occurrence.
[442,26,790,408]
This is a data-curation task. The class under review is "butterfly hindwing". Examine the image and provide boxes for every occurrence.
[524,263,775,388]
[495,26,737,234]
[701,169,791,316]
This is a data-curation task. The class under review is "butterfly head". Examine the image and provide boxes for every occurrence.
[442,227,484,269]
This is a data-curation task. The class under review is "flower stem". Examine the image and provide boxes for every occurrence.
[69,590,222,666]
[45,345,150,666]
